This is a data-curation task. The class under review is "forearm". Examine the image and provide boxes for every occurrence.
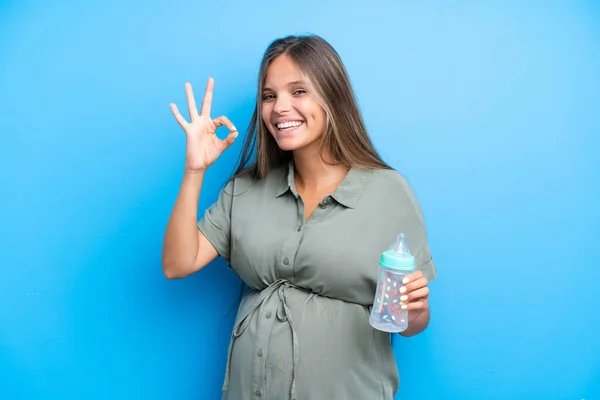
[162,170,205,277]
[399,308,430,337]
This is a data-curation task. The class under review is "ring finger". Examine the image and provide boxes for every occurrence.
[402,287,429,302]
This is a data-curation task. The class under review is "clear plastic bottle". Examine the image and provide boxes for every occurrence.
[369,233,415,333]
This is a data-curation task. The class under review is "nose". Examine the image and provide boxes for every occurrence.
[273,94,291,114]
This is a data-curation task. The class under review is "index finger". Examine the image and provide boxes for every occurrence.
[212,115,238,134]
[200,77,214,117]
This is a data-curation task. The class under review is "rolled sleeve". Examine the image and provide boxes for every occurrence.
[415,241,437,283]
[197,180,234,261]
[395,175,438,282]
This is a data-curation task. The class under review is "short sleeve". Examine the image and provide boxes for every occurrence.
[394,174,438,282]
[197,180,234,261]
[414,236,437,283]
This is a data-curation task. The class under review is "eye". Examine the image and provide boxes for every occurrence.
[293,89,306,95]
[262,94,275,101]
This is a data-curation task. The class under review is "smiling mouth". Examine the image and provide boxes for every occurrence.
[276,121,304,132]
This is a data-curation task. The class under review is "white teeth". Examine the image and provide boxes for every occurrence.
[277,121,303,129]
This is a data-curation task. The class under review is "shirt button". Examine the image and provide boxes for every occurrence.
[257,349,263,357]
[265,312,272,318]
[283,258,290,265]
[256,390,261,396]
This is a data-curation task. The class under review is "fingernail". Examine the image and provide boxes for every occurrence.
[232,125,237,131]
[401,305,407,309]
[400,287,407,293]
[400,295,408,301]
[402,277,410,284]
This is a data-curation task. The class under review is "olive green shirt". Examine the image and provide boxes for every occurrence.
[197,161,437,400]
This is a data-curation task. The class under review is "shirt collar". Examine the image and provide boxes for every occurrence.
[275,160,367,209]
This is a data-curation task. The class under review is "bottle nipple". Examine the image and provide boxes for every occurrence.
[393,233,411,255]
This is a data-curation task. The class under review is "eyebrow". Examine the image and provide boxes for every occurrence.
[262,80,306,91]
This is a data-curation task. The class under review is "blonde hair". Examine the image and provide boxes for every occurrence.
[232,34,391,179]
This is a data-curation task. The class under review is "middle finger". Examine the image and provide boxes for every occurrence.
[185,82,199,120]
[401,287,429,302]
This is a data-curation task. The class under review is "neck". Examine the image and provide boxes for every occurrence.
[292,147,349,191]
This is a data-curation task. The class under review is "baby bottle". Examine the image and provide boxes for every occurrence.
[369,233,415,333]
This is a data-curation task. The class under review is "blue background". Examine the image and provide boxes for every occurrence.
[1,1,598,399]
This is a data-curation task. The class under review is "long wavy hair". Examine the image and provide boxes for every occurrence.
[231,34,391,180]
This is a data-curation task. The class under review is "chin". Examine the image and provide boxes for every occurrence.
[269,127,321,153]
[274,137,303,151]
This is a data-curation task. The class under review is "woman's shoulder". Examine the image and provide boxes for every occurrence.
[364,167,425,212]
[366,167,414,195]
[223,163,288,197]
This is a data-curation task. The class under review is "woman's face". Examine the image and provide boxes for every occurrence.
[261,54,327,152]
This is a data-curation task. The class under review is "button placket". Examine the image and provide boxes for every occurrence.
[251,300,277,398]
[309,195,337,225]
[320,195,336,209]
[279,195,304,280]
[296,195,305,232]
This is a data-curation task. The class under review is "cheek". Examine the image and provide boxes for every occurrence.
[301,100,325,126]
[310,107,326,133]
[317,108,326,125]
[261,104,273,129]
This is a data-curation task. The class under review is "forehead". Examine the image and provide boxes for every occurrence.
[264,55,303,88]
